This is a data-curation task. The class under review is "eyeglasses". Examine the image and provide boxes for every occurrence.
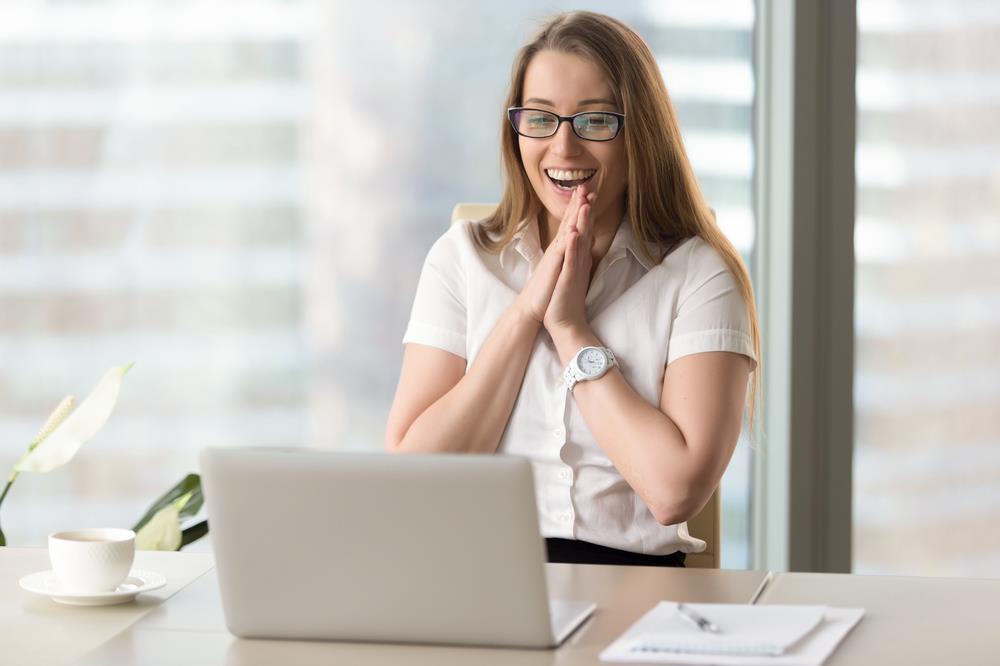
[507,107,625,142]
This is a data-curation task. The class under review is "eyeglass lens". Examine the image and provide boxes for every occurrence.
[513,109,620,140]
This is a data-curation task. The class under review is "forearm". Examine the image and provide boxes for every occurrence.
[395,304,541,454]
[551,328,702,524]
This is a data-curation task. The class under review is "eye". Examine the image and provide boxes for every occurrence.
[575,112,619,138]
[526,113,555,128]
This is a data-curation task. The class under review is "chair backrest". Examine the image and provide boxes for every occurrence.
[451,202,721,568]
[451,203,497,223]
[683,489,721,569]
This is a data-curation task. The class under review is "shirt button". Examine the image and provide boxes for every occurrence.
[552,427,565,439]
[560,470,570,480]
[561,513,572,522]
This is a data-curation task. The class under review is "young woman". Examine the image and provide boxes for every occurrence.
[386,11,760,567]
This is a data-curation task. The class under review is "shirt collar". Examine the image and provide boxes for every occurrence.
[500,220,542,269]
[499,212,659,271]
[609,213,659,271]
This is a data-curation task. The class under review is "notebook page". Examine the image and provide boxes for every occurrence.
[601,604,865,666]
[616,602,825,655]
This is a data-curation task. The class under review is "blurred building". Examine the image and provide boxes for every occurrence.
[0,1,756,564]
[853,0,1000,576]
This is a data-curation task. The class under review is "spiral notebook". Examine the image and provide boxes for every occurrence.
[600,602,865,665]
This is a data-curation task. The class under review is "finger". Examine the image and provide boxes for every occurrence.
[569,183,591,231]
[536,241,565,295]
[561,229,578,282]
[576,202,592,239]
[558,185,584,238]
[536,230,570,304]
[576,183,589,214]
[540,231,567,268]
[558,187,579,228]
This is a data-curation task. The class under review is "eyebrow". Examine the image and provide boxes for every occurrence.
[523,97,616,108]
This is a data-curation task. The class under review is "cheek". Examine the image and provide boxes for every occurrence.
[521,144,540,179]
[598,149,628,194]
[519,144,546,190]
[519,138,539,167]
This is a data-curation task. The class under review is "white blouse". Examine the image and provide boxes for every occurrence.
[403,217,756,555]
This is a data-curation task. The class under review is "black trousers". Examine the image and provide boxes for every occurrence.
[546,538,686,567]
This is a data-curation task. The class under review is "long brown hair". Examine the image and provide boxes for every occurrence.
[474,11,762,431]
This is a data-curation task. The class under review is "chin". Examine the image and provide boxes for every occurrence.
[546,198,567,214]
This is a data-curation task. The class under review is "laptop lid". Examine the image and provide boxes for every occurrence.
[199,447,562,648]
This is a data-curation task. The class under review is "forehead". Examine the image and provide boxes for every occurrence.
[521,50,614,106]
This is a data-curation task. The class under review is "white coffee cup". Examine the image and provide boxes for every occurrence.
[48,528,136,593]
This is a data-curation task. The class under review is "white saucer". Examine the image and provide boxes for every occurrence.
[19,569,167,606]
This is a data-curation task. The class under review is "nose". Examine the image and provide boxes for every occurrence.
[550,118,582,157]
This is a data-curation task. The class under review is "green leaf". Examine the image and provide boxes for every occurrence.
[14,364,133,474]
[0,479,12,546]
[180,520,209,549]
[133,473,203,533]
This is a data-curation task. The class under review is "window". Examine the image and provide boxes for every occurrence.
[854,0,1000,576]
[1,1,758,565]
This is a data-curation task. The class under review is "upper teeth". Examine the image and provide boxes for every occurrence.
[546,168,596,181]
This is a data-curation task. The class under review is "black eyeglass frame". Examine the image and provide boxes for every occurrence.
[507,106,626,142]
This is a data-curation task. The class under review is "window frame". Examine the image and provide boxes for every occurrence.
[750,0,857,573]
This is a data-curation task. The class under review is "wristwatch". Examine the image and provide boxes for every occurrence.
[563,346,618,392]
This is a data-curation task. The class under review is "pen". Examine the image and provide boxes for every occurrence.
[676,603,721,634]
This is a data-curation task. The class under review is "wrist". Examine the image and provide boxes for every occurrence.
[509,298,544,332]
[550,325,600,366]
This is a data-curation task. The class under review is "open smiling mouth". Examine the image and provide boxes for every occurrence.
[545,168,597,191]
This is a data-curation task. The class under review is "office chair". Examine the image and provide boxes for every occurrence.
[450,203,721,569]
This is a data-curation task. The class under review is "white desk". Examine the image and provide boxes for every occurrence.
[6,546,1000,665]
[757,571,1000,665]
[1,547,213,666]
[73,558,769,665]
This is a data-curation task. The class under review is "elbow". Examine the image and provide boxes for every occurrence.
[650,505,687,528]
[384,427,405,453]
[648,493,701,527]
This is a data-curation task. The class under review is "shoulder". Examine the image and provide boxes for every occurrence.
[658,234,734,282]
[424,219,479,264]
[660,235,726,270]
[421,219,504,280]
[432,218,501,252]
[431,218,475,249]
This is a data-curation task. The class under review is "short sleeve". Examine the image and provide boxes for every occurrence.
[402,227,468,358]
[666,241,757,369]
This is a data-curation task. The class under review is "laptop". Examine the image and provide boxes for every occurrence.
[199,447,596,648]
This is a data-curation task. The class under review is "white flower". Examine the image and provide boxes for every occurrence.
[14,364,133,474]
[135,492,192,551]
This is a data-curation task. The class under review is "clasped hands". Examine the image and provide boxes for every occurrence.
[516,184,600,361]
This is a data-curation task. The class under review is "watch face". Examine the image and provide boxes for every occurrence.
[579,348,608,376]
